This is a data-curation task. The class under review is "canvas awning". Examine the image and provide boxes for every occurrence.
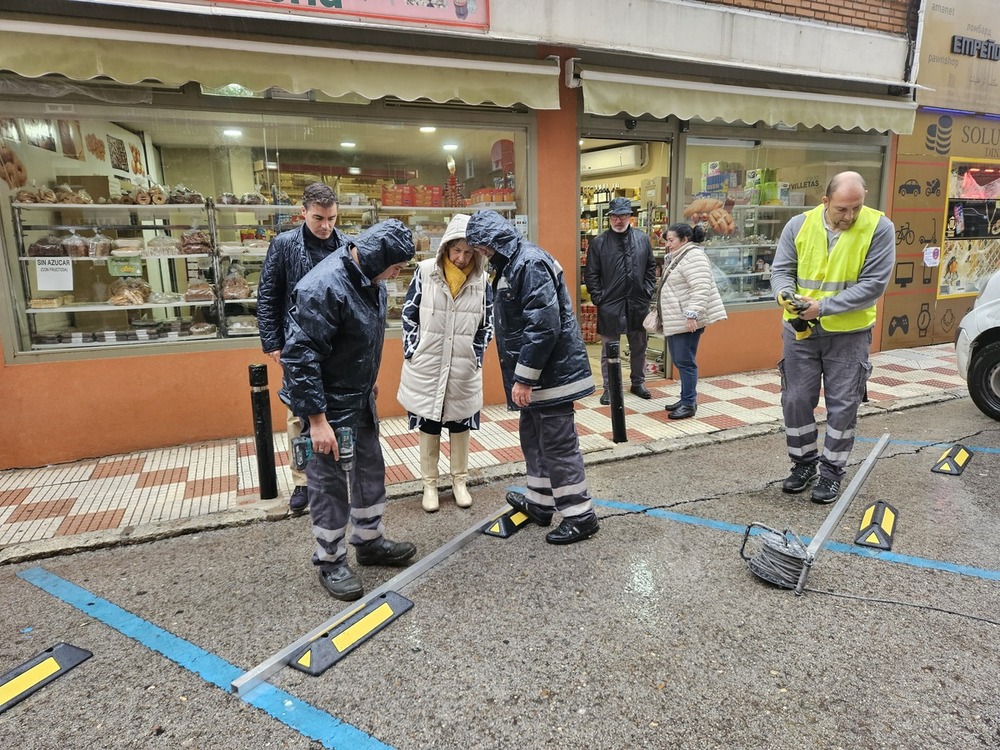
[0,19,562,110]
[577,66,916,135]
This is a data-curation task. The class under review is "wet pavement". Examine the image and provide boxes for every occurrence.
[1,398,998,749]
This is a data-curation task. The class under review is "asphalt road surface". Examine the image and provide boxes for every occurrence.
[2,399,998,749]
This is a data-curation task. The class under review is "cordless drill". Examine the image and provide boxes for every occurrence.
[777,290,815,340]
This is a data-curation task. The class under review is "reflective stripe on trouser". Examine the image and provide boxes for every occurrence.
[600,329,649,390]
[286,407,307,487]
[305,413,386,570]
[518,401,595,520]
[778,326,873,482]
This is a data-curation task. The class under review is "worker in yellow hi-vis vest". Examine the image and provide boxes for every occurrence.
[770,171,895,505]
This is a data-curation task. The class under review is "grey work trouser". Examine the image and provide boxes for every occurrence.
[519,401,595,520]
[778,326,873,482]
[305,412,386,571]
[600,329,649,390]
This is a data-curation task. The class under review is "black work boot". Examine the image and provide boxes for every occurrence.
[782,463,817,493]
[318,565,363,601]
[505,491,554,527]
[810,477,841,504]
[545,515,600,545]
[355,538,417,567]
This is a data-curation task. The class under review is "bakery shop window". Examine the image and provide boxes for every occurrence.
[681,135,885,305]
[0,102,527,353]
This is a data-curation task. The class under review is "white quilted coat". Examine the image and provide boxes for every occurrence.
[658,245,727,335]
[396,255,489,422]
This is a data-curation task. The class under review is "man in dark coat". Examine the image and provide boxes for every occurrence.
[257,182,350,514]
[282,219,416,601]
[584,196,656,404]
[466,210,600,545]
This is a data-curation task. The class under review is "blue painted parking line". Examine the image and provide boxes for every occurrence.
[16,567,393,750]
[592,498,1000,582]
[854,435,1000,454]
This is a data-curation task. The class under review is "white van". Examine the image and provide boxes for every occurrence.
[956,270,1000,420]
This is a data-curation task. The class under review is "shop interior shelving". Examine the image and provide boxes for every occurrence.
[9,198,519,351]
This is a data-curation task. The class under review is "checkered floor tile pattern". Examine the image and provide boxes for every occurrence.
[0,344,966,549]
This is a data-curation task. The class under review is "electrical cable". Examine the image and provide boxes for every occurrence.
[802,587,1000,627]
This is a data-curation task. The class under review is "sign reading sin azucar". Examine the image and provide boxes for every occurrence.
[167,0,489,30]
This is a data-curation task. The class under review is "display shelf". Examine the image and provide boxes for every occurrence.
[26,301,214,314]
[31,334,219,350]
[19,254,212,262]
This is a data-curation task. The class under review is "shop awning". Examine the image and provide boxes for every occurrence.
[578,67,917,135]
[0,19,561,110]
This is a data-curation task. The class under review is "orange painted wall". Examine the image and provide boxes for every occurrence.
[0,344,287,469]
[0,334,507,469]
[535,47,582,302]
[690,306,785,377]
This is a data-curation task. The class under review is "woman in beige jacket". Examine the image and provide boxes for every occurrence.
[397,214,494,512]
[658,223,727,419]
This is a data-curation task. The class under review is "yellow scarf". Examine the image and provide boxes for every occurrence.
[443,256,473,298]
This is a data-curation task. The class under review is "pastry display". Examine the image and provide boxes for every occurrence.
[88,232,112,258]
[112,238,145,256]
[28,235,66,257]
[180,228,212,254]
[0,142,28,189]
[146,236,182,256]
[168,186,205,204]
[190,322,217,336]
[223,272,251,300]
[183,281,215,302]
[61,232,89,258]
[217,192,239,205]
[108,277,152,306]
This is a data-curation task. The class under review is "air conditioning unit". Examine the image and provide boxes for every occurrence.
[580,144,648,178]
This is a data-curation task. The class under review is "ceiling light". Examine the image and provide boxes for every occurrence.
[348,167,361,175]
[223,128,242,137]
[443,143,458,151]
[420,126,437,133]
[341,141,356,148]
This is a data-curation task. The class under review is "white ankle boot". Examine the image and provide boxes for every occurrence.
[419,432,440,512]
[450,430,472,508]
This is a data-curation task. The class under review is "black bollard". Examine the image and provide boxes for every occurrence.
[249,364,278,500]
[606,341,628,443]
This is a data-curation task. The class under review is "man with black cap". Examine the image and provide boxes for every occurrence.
[282,219,417,600]
[467,210,600,545]
[584,196,656,404]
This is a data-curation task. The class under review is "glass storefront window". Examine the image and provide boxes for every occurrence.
[940,158,1000,299]
[0,100,527,354]
[681,137,885,305]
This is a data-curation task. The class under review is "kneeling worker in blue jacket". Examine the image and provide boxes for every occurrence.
[467,210,600,545]
[282,219,417,600]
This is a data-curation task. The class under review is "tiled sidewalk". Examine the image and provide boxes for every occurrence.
[0,343,967,557]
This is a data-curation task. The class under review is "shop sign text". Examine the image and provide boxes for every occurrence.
[152,0,489,31]
[35,258,74,291]
[962,125,1000,158]
[951,35,1000,61]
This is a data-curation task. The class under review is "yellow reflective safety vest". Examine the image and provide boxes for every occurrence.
[787,205,882,332]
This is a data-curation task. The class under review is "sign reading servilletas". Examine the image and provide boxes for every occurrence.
[151,0,489,31]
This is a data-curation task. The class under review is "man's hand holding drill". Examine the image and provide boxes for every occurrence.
[777,290,818,339]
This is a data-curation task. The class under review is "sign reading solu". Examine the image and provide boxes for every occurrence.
[952,35,1000,61]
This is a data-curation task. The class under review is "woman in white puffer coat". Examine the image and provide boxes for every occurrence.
[657,222,727,421]
[397,214,494,512]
